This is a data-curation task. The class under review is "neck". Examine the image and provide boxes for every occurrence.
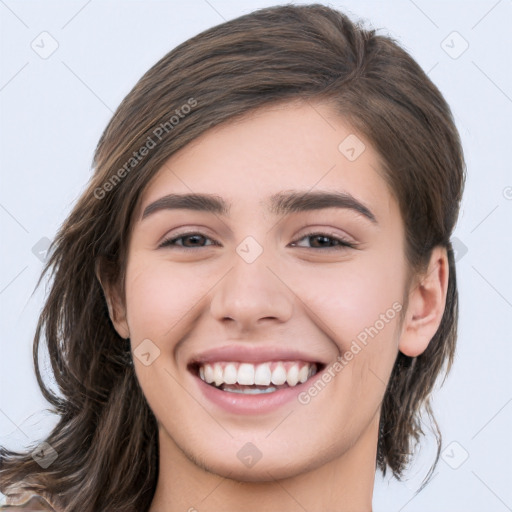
[149,414,378,512]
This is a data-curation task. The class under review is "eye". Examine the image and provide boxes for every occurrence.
[290,232,356,250]
[159,232,219,249]
[158,231,356,251]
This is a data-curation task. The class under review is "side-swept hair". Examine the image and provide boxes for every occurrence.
[0,4,465,510]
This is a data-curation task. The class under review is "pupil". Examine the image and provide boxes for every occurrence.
[313,235,332,247]
[186,235,204,246]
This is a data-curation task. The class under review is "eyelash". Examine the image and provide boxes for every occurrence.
[158,231,356,251]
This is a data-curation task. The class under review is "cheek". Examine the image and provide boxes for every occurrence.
[295,255,405,351]
[124,257,204,338]
[290,251,405,409]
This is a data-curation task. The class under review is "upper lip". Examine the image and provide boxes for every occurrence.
[188,345,329,366]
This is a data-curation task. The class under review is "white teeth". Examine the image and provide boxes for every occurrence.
[237,363,255,385]
[286,364,299,386]
[223,363,238,385]
[204,364,214,384]
[254,364,272,385]
[223,386,277,394]
[271,363,287,385]
[298,365,309,383]
[196,360,318,389]
[213,363,223,386]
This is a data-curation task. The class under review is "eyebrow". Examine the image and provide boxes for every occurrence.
[141,190,377,224]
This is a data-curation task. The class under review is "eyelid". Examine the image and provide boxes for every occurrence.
[290,231,357,250]
[158,230,218,249]
[291,224,357,244]
[157,224,217,244]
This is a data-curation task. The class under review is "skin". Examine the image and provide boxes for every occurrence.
[102,99,448,512]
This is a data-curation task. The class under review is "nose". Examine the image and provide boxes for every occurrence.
[209,245,294,331]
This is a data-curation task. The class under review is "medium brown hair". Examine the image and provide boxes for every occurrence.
[0,4,465,510]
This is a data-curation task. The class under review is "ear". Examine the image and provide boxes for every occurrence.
[95,259,130,339]
[398,246,449,357]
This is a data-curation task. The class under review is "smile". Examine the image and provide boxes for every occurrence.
[191,361,323,395]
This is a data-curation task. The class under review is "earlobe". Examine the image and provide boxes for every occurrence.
[398,246,449,357]
[94,260,130,339]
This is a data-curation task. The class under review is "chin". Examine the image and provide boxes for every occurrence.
[194,444,327,483]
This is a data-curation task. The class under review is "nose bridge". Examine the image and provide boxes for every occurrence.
[209,235,293,327]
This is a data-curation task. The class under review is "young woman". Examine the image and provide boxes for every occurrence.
[0,4,465,511]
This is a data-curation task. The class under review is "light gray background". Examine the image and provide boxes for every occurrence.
[1,1,511,510]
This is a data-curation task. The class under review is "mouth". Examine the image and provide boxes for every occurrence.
[188,360,326,395]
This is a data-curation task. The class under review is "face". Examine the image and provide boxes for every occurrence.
[116,100,410,481]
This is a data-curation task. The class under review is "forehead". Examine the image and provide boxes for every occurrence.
[138,100,397,224]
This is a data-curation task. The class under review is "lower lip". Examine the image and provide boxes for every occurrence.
[192,372,320,415]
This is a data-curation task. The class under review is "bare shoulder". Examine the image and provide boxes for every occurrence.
[0,495,56,511]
